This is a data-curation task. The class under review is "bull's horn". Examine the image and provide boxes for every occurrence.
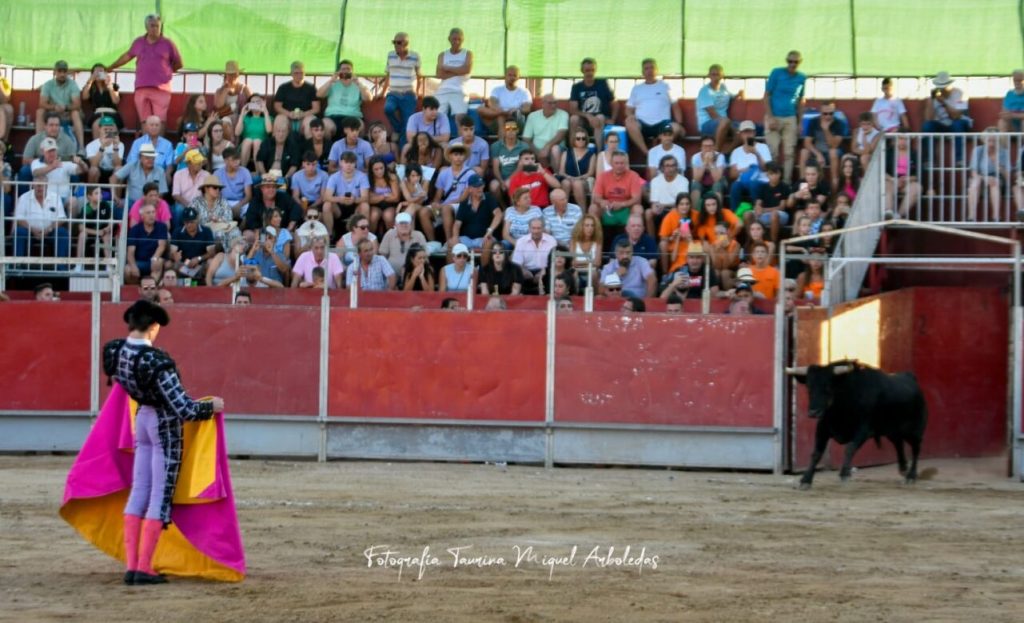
[785,366,808,375]
[832,364,855,375]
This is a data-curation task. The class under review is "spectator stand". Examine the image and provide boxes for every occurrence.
[1,180,127,297]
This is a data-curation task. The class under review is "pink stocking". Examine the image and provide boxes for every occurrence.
[123,514,142,571]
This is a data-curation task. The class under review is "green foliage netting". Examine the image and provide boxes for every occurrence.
[1,0,1021,76]
[0,0,155,69]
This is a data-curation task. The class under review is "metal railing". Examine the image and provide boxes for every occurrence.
[880,131,1023,225]
[826,146,884,305]
[0,180,127,295]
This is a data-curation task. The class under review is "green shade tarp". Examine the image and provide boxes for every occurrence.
[1,1,1021,76]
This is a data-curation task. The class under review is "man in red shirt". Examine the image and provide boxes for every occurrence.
[507,149,559,208]
[589,151,644,227]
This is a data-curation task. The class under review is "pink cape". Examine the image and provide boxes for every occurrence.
[60,384,246,581]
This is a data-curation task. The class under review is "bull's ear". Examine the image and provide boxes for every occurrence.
[786,367,808,384]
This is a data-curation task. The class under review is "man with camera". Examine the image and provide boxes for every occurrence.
[922,71,972,166]
[507,149,559,209]
[317,59,370,141]
[85,116,124,184]
[729,120,773,212]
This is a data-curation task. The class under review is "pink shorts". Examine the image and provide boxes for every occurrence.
[134,88,172,125]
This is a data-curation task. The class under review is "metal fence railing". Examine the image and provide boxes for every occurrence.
[880,131,1023,225]
[827,146,884,305]
[0,180,127,293]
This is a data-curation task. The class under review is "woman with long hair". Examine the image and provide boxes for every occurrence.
[206,237,248,286]
[742,220,776,264]
[205,120,234,172]
[596,131,621,174]
[559,129,596,207]
[402,131,443,170]
[478,244,523,295]
[177,94,217,141]
[797,258,826,304]
[401,243,435,291]
[399,164,429,221]
[82,63,123,137]
[367,156,401,234]
[835,155,862,203]
[569,214,603,287]
[690,192,740,244]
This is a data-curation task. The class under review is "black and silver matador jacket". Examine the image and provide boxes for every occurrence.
[103,338,215,526]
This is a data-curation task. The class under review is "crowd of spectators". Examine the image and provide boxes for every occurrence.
[3,13,1022,310]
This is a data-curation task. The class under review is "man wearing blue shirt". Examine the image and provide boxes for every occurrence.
[999,69,1024,132]
[126,115,175,180]
[696,64,737,148]
[764,51,806,182]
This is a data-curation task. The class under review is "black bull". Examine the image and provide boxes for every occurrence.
[788,360,928,489]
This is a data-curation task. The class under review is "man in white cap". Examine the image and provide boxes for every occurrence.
[729,120,773,211]
[600,272,623,297]
[30,137,86,213]
[378,211,427,275]
[922,70,972,165]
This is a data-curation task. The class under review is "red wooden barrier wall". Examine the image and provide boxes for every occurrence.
[554,313,775,427]
[98,303,321,416]
[0,301,92,411]
[792,287,1008,471]
[327,308,547,421]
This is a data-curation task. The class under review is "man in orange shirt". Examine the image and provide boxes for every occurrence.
[747,241,780,300]
[589,151,644,227]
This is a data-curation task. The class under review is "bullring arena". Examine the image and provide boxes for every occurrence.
[2,1,1024,620]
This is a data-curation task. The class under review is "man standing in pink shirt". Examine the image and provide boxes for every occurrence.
[108,14,183,125]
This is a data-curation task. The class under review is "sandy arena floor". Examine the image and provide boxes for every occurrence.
[1,455,1022,622]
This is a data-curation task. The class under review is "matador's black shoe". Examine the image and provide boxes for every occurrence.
[123,570,136,585]
[131,571,168,585]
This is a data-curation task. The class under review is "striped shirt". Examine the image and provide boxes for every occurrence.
[386,51,420,93]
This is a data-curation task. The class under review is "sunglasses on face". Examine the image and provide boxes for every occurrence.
[574,136,587,141]
[355,224,369,230]
[456,253,468,259]
[392,40,407,45]
[306,214,319,220]
[787,59,800,65]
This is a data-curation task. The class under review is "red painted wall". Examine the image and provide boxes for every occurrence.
[99,303,321,416]
[554,313,775,427]
[0,301,92,411]
[327,308,547,421]
[792,287,1008,472]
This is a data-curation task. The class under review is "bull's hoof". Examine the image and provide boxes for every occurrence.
[904,476,917,485]
[839,474,851,483]
[797,481,812,491]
